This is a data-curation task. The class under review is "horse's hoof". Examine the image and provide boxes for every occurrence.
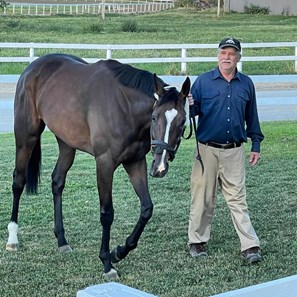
[110,247,121,263]
[58,245,72,252]
[103,268,119,280]
[6,243,19,251]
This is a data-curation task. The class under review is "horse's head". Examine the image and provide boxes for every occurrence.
[150,75,190,178]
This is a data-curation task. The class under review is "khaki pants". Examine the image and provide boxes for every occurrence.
[188,143,260,252]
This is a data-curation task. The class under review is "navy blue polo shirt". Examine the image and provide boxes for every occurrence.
[191,67,264,152]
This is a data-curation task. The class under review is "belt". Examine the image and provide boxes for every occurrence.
[199,141,242,149]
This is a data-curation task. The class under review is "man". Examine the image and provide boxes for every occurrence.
[187,37,264,264]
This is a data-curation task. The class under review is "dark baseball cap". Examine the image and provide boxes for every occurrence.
[218,37,241,52]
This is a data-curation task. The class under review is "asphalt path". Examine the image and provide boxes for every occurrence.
[0,75,297,133]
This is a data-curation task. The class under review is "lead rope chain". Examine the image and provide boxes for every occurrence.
[182,106,204,174]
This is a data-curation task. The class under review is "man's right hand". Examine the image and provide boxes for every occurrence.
[188,93,194,106]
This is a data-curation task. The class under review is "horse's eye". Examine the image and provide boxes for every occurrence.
[151,115,156,122]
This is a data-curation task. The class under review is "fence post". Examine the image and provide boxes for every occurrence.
[29,44,35,63]
[295,47,297,72]
[237,48,243,72]
[101,0,105,20]
[181,48,187,73]
[106,48,112,59]
[237,61,242,72]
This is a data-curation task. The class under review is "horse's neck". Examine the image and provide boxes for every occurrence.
[129,95,155,129]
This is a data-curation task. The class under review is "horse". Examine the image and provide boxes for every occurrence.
[6,53,190,279]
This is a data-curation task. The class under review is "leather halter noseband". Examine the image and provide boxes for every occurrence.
[151,138,181,162]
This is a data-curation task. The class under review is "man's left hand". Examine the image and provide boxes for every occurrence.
[249,152,261,166]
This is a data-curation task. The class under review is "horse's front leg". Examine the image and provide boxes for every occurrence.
[95,157,118,279]
[110,158,153,263]
[52,139,76,252]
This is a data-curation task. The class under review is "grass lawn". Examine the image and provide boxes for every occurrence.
[0,121,296,297]
[0,8,297,75]
[0,6,296,297]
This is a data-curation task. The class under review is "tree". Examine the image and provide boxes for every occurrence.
[0,0,7,10]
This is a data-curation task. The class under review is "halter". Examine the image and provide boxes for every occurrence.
[151,138,181,162]
[151,85,182,162]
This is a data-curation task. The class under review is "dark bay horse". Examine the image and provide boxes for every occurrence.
[6,53,190,279]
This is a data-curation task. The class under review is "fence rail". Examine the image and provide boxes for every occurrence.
[2,1,174,15]
[1,42,297,73]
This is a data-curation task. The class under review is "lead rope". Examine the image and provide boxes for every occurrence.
[182,105,204,174]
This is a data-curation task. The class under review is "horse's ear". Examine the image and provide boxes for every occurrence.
[180,77,191,100]
[153,73,165,100]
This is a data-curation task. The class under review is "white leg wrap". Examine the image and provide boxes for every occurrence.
[7,222,19,245]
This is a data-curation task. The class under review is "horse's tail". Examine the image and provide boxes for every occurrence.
[26,137,42,195]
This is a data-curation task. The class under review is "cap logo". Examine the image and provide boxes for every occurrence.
[226,39,235,44]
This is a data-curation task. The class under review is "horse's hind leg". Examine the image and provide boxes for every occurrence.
[52,137,76,252]
[7,126,45,251]
[110,158,153,263]
[7,140,37,251]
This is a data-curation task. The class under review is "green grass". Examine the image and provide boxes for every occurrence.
[0,121,297,297]
[0,8,297,75]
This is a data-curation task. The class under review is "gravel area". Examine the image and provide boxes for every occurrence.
[0,84,16,94]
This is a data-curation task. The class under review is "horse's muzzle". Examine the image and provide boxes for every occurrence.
[149,159,169,178]
[149,139,177,178]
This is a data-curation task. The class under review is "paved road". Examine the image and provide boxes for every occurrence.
[1,75,297,132]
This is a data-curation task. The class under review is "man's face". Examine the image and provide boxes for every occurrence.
[217,47,241,72]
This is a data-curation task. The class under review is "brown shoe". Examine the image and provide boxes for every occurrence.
[242,247,262,264]
[189,243,208,257]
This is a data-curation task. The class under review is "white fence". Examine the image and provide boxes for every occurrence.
[1,42,297,73]
[2,1,174,15]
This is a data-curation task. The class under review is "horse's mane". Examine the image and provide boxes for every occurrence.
[105,59,166,97]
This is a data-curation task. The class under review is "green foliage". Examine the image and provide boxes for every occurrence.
[0,121,297,296]
[0,9,297,75]
[175,0,196,8]
[244,4,270,15]
[3,19,21,29]
[0,0,7,10]
[175,0,218,9]
[83,23,104,34]
[121,19,139,32]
